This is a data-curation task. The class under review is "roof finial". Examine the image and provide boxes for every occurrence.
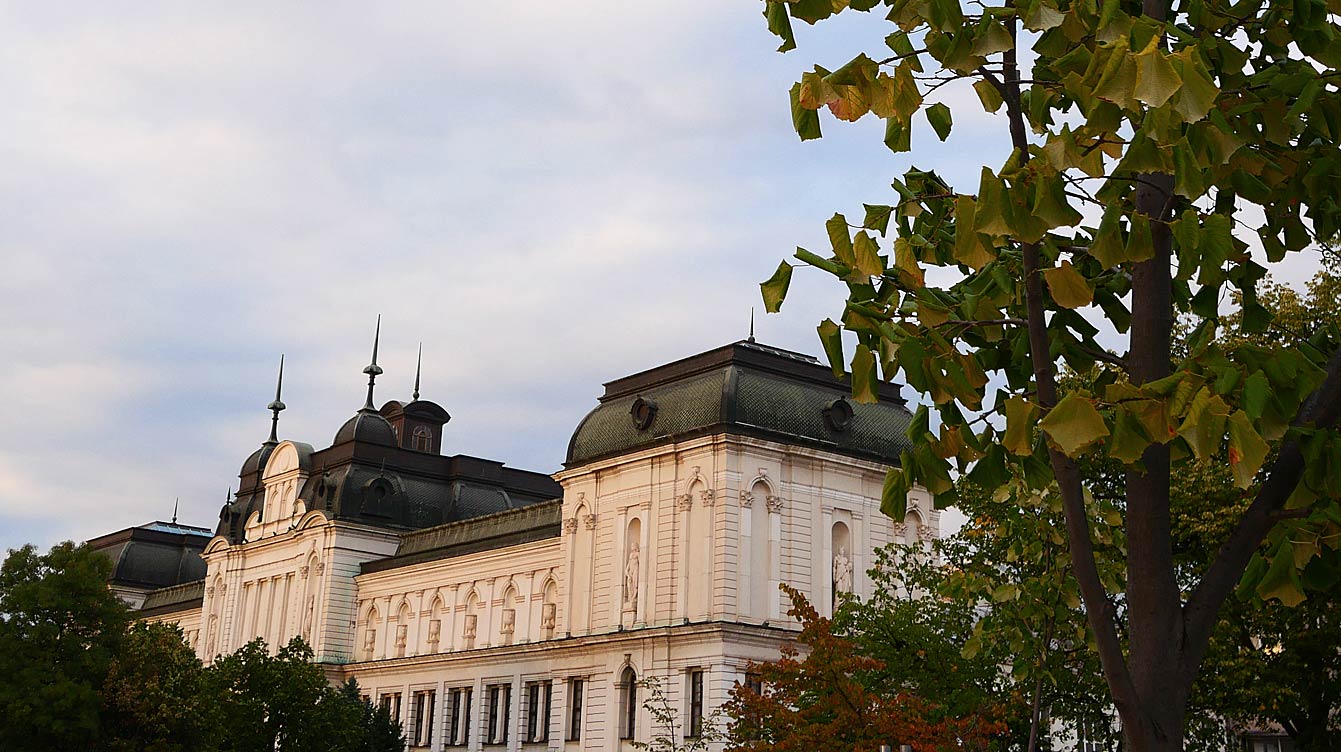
[363,315,384,410]
[748,307,756,343]
[413,342,422,401]
[172,497,179,525]
[267,354,286,443]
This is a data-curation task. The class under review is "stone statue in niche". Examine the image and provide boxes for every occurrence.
[363,627,377,659]
[462,614,478,648]
[540,603,557,636]
[301,596,315,640]
[427,619,441,649]
[623,541,640,609]
[205,617,218,658]
[394,624,408,657]
[832,546,854,602]
[500,608,516,644]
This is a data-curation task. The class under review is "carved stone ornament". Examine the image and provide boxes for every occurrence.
[701,488,716,506]
[218,583,227,594]
[462,614,478,640]
[740,490,754,508]
[206,586,215,597]
[918,523,935,541]
[892,522,908,537]
[500,608,516,635]
[541,603,557,632]
[582,513,598,530]
[315,562,325,575]
[563,518,579,535]
[299,565,309,578]
[766,495,784,514]
[676,494,693,511]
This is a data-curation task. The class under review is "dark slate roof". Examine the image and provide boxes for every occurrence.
[333,409,398,447]
[87,522,211,590]
[361,500,562,574]
[139,579,205,617]
[566,340,912,467]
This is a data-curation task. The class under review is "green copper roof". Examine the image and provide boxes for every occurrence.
[565,340,912,467]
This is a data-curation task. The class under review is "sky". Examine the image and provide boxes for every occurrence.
[0,3,1320,553]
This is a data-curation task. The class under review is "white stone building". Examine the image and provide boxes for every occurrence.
[128,337,937,751]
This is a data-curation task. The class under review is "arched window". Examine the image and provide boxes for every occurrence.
[411,425,433,452]
[619,666,638,740]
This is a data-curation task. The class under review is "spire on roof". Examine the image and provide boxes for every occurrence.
[266,354,286,443]
[412,342,423,401]
[172,497,179,524]
[363,315,384,410]
[748,307,756,343]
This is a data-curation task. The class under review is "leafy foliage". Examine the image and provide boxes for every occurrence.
[631,676,725,752]
[0,542,402,752]
[723,585,1006,752]
[755,0,1341,745]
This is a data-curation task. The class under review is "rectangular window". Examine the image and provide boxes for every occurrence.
[485,683,511,745]
[379,692,402,724]
[524,680,552,742]
[410,690,435,748]
[567,678,584,741]
[446,687,472,747]
[687,669,704,738]
[745,672,763,696]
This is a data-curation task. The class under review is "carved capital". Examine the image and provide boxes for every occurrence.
[892,522,908,537]
[676,494,693,511]
[314,562,325,575]
[766,495,784,514]
[299,565,309,579]
[205,586,215,597]
[700,489,716,506]
[918,523,935,541]
[740,490,754,508]
[563,518,579,535]
[583,513,598,530]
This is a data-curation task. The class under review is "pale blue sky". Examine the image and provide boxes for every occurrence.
[0,3,1317,552]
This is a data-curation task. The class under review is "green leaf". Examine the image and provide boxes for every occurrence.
[1043,260,1094,309]
[817,318,845,379]
[926,102,953,141]
[973,79,1004,113]
[952,196,995,269]
[884,116,912,153]
[863,204,893,235]
[763,2,797,53]
[852,231,884,278]
[1004,395,1039,456]
[1242,371,1270,420]
[760,262,794,313]
[851,343,880,404]
[1039,393,1111,457]
[1168,49,1219,122]
[1177,387,1231,461]
[991,583,1021,602]
[1109,405,1152,464]
[880,465,911,520]
[827,213,855,267]
[1133,42,1182,107]
[789,82,822,141]
[1257,543,1306,606]
[894,238,926,288]
[1227,410,1270,488]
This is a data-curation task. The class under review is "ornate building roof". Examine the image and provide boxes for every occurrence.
[565,340,913,467]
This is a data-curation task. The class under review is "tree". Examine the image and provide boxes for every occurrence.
[101,621,215,752]
[631,676,725,752]
[202,637,403,752]
[724,585,1006,752]
[0,542,129,752]
[755,0,1341,746]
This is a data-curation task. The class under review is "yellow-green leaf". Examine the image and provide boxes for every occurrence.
[1004,395,1039,456]
[894,238,926,288]
[1227,410,1270,488]
[827,213,855,267]
[760,261,793,313]
[1039,392,1110,457]
[926,102,953,141]
[953,196,996,269]
[1043,260,1094,308]
[851,343,879,403]
[973,79,1004,113]
[1133,42,1182,108]
[1177,387,1231,461]
[853,231,884,277]
[817,318,845,379]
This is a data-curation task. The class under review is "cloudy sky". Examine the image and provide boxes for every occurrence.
[0,4,1318,553]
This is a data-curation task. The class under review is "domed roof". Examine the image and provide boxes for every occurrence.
[333,408,398,447]
[239,442,276,479]
[566,340,912,467]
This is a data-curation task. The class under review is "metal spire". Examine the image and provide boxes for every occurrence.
[172,497,179,524]
[412,342,423,401]
[748,307,756,343]
[266,354,286,443]
[363,315,384,410]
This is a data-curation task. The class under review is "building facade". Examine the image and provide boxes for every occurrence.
[128,338,936,751]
